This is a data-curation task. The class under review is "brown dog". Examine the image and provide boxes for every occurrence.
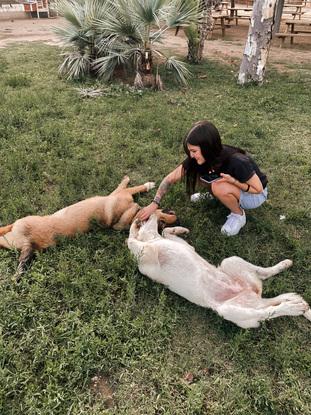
[0,176,177,278]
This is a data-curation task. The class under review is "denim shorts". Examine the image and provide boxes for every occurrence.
[239,187,268,210]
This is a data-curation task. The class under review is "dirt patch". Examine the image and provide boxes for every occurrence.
[0,16,64,47]
[0,16,311,68]
[90,374,114,408]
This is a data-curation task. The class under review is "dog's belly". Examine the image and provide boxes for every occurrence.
[134,235,264,311]
[140,242,260,309]
[211,274,261,303]
[18,215,90,249]
[52,196,115,227]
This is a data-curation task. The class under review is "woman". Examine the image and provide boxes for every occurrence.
[138,120,268,236]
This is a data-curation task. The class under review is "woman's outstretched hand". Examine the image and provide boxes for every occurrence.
[137,203,158,221]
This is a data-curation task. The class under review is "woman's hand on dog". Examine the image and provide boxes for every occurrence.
[137,203,158,221]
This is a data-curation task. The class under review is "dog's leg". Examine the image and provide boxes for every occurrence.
[13,244,34,282]
[219,256,293,281]
[0,229,23,250]
[0,224,13,237]
[162,226,189,236]
[217,292,310,328]
[161,227,193,248]
[126,182,155,195]
[109,176,131,195]
[0,235,13,249]
[113,204,141,231]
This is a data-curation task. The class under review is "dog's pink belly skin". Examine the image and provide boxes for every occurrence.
[212,276,260,302]
[159,269,261,310]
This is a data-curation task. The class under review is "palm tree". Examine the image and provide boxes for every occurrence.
[54,0,111,79]
[55,0,199,87]
[185,0,221,64]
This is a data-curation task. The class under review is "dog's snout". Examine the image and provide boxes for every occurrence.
[135,218,142,228]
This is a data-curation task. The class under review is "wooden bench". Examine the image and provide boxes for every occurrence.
[275,32,311,45]
[228,7,252,25]
[282,4,305,19]
[282,11,306,19]
[212,15,233,37]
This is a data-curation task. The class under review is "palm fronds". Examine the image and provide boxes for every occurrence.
[59,51,92,79]
[162,0,199,28]
[131,0,168,25]
[55,0,197,86]
[165,56,191,85]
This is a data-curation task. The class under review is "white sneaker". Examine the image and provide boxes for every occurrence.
[190,192,214,203]
[221,210,246,236]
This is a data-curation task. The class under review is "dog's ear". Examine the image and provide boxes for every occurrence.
[156,208,178,226]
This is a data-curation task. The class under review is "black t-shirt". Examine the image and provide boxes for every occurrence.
[183,146,268,188]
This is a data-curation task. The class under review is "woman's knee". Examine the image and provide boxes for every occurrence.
[211,180,227,196]
[212,181,241,201]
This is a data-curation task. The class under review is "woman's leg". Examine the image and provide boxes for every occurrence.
[211,181,242,214]
[211,181,246,236]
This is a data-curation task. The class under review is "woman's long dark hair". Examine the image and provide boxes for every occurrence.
[182,120,245,194]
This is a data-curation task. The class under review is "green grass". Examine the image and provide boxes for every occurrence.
[0,43,310,415]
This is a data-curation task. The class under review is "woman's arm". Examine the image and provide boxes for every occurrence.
[220,172,263,194]
[137,165,184,220]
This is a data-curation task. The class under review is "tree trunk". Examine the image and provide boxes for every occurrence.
[237,0,278,85]
[186,23,200,63]
[197,2,214,61]
[186,0,221,64]
[273,0,284,33]
[141,48,155,87]
[141,48,152,74]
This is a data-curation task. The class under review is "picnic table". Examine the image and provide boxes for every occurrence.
[282,3,305,19]
[276,19,311,44]
[212,14,232,37]
[212,5,253,37]
[212,1,235,37]
[228,7,252,25]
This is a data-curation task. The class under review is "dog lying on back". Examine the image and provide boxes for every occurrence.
[128,214,311,328]
[0,176,177,278]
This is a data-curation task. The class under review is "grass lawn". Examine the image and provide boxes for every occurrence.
[0,44,310,415]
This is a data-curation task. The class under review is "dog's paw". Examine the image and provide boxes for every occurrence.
[280,259,293,270]
[280,296,309,316]
[165,226,189,235]
[144,182,155,191]
[174,227,190,235]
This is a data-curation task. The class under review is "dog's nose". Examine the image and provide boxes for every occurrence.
[135,218,142,228]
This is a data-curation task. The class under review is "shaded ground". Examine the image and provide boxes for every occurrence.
[0,16,311,69]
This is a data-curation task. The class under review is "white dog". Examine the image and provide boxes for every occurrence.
[127,214,311,328]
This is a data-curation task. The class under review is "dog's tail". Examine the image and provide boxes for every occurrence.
[0,224,13,236]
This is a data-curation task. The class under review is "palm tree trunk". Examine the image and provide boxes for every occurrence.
[197,1,214,61]
[186,0,221,63]
[186,24,200,63]
[141,48,155,87]
[141,48,152,74]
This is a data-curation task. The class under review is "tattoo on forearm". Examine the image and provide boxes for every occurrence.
[156,179,172,201]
